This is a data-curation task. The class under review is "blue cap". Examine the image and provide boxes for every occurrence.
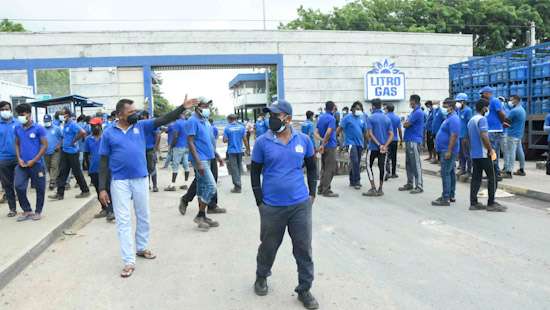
[263,100,293,116]
[454,93,468,101]
[479,86,494,94]
[43,114,52,122]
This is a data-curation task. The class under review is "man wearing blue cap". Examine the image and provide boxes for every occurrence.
[480,86,506,180]
[455,93,472,177]
[43,114,63,191]
[251,100,319,309]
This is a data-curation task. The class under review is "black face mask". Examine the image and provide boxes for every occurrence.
[268,116,285,133]
[127,113,139,125]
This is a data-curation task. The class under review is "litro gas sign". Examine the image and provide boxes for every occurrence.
[364,59,405,101]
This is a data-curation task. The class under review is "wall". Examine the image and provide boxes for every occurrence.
[0,30,472,116]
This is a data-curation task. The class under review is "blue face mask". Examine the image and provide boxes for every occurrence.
[201,108,211,119]
[440,109,449,117]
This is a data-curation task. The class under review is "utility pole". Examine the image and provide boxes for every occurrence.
[262,0,266,30]
[529,21,536,46]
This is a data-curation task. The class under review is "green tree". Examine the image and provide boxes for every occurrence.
[281,0,548,55]
[0,19,25,32]
[151,78,174,117]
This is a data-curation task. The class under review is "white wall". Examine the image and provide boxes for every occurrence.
[0,30,472,116]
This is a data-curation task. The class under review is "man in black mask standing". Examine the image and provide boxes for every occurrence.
[251,100,319,309]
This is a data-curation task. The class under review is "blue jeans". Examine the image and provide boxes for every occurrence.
[15,163,46,214]
[228,153,243,189]
[111,177,150,265]
[171,147,189,172]
[194,160,216,205]
[516,140,525,170]
[348,145,363,186]
[488,132,503,175]
[440,152,457,200]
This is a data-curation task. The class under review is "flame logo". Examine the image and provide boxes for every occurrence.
[368,59,401,74]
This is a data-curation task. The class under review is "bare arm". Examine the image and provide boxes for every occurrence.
[398,127,403,141]
[72,129,86,145]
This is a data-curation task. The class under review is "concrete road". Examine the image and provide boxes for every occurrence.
[1,168,550,310]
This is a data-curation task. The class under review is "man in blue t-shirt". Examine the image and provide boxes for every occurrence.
[432,98,460,206]
[455,93,472,177]
[166,114,190,192]
[363,99,393,197]
[337,101,368,189]
[480,86,506,179]
[48,107,90,200]
[0,101,20,217]
[301,110,315,143]
[250,99,319,309]
[316,101,339,197]
[544,113,550,174]
[255,113,268,139]
[431,102,444,164]
[84,117,114,222]
[43,114,63,190]
[98,96,197,277]
[399,94,425,194]
[502,95,526,178]
[384,103,402,180]
[223,114,248,193]
[13,103,48,221]
[467,99,506,212]
[424,101,435,161]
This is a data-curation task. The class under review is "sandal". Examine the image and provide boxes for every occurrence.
[7,210,17,217]
[120,264,135,278]
[136,249,157,259]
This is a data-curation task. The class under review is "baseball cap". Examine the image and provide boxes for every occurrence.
[89,117,103,126]
[197,96,213,106]
[43,114,52,122]
[479,86,494,94]
[263,99,293,116]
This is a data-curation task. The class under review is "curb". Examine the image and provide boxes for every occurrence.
[0,197,96,291]
[397,165,550,203]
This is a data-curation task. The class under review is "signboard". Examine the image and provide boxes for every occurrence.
[364,59,405,101]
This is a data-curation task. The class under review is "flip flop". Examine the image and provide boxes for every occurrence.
[120,264,135,278]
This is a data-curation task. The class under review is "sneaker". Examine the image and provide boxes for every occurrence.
[469,202,486,211]
[410,188,424,194]
[297,291,320,310]
[254,277,268,296]
[390,174,399,179]
[164,185,176,192]
[362,188,379,197]
[230,187,242,193]
[179,197,189,215]
[75,191,91,199]
[501,172,512,179]
[194,216,210,231]
[16,212,34,222]
[106,212,115,222]
[31,213,42,221]
[487,202,507,212]
[48,193,64,201]
[431,197,450,206]
[94,209,108,218]
[321,191,339,198]
[398,184,413,191]
[207,206,227,214]
[203,216,219,227]
[179,185,188,190]
[152,187,159,192]
[513,169,526,176]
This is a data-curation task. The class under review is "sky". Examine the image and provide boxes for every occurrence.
[1,0,350,114]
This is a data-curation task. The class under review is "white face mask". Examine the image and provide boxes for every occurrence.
[508,101,515,108]
[0,110,12,119]
[59,115,65,122]
[44,121,52,127]
[353,110,364,117]
[17,115,28,124]
[433,105,440,109]
[455,102,463,109]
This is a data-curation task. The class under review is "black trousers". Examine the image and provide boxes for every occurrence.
[471,158,496,206]
[426,132,435,153]
[56,151,89,197]
[89,173,113,212]
[181,158,218,208]
[385,141,398,175]
[0,159,17,212]
[368,150,387,182]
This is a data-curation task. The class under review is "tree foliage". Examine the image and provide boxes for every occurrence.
[281,0,549,55]
[152,78,174,117]
[0,19,25,32]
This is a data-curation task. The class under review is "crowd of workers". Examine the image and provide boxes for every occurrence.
[1,84,549,310]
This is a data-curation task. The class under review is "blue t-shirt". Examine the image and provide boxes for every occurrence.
[78,122,91,152]
[144,125,159,150]
[301,120,315,142]
[99,119,155,180]
[404,107,425,144]
[62,120,84,154]
[167,123,176,146]
[223,122,246,154]
[487,96,504,132]
[544,113,550,142]
[386,112,401,142]
[367,109,393,151]
[435,112,460,154]
[459,106,473,139]
[425,109,434,133]
[506,105,526,139]
[174,119,188,148]
[339,113,367,147]
[255,119,268,137]
[431,108,444,134]
[44,125,63,155]
[468,115,489,159]
[15,122,47,164]
[252,130,314,207]
[316,112,337,148]
[84,135,102,174]
[184,114,215,163]
[0,117,19,160]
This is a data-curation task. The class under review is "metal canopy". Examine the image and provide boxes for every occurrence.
[30,94,103,109]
